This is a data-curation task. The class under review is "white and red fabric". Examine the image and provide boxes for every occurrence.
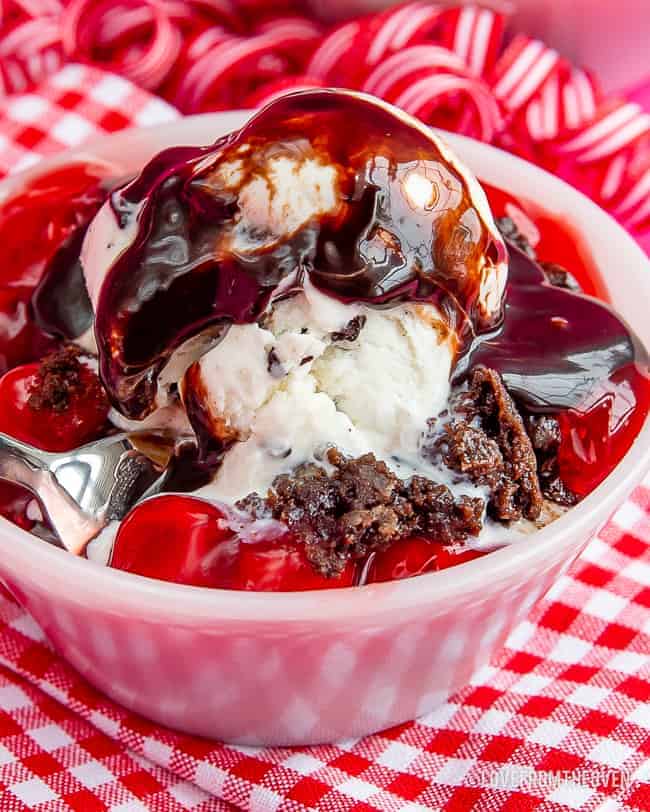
[0,63,649,812]
[0,0,648,246]
[0,62,175,175]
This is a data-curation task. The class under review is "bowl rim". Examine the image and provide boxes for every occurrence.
[0,111,649,623]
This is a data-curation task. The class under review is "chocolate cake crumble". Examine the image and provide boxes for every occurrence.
[539,261,581,291]
[524,414,579,506]
[235,362,583,578]
[437,366,544,522]
[495,216,536,258]
[331,315,367,342]
[238,448,484,577]
[27,345,86,413]
[496,216,582,292]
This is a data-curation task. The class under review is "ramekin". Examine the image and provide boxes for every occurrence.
[0,113,648,746]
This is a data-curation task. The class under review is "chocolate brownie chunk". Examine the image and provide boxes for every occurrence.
[524,414,579,506]
[331,315,367,342]
[496,216,536,258]
[405,475,483,542]
[27,344,85,413]
[238,449,484,577]
[440,366,543,522]
[440,422,503,482]
[539,261,581,291]
[496,217,582,292]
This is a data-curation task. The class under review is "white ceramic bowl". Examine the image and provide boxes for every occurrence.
[0,113,648,746]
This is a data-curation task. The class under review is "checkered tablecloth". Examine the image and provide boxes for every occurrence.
[0,64,649,812]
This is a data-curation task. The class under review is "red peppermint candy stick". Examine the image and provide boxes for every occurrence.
[159,24,236,103]
[256,16,321,37]
[246,74,325,107]
[306,20,361,83]
[62,0,182,90]
[562,67,600,130]
[437,4,505,77]
[307,2,442,86]
[0,16,60,60]
[496,57,598,157]
[523,59,574,143]
[550,99,650,235]
[173,31,297,112]
[9,0,62,17]
[253,16,322,53]
[362,44,466,98]
[395,71,503,141]
[363,1,442,67]
[0,17,62,94]
[184,26,234,61]
[614,164,650,231]
[492,35,560,115]
[559,100,650,164]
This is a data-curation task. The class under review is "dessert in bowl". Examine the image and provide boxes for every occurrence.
[0,91,648,744]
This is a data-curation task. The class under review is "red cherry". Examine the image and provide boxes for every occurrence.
[235,536,355,591]
[367,536,440,583]
[0,163,109,288]
[0,286,56,376]
[111,495,239,587]
[558,364,650,497]
[368,536,486,583]
[0,360,109,452]
[110,495,356,591]
[434,545,485,569]
[482,183,603,297]
[0,481,35,531]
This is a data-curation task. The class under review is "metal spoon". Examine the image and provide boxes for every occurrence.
[0,431,184,555]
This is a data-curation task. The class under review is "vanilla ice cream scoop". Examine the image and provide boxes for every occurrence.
[82,89,507,421]
[181,280,457,502]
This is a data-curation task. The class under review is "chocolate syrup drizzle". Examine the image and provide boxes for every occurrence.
[94,90,507,419]
[454,243,648,413]
[31,226,94,339]
[35,91,648,452]
[31,175,124,341]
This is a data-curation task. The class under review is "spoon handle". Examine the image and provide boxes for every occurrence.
[0,433,100,555]
[0,432,52,487]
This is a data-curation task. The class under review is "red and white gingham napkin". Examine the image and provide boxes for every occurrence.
[0,64,649,812]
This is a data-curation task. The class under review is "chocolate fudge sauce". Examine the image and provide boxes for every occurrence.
[454,243,648,413]
[94,90,506,418]
[27,91,649,437]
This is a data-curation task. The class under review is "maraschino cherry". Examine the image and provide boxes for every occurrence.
[367,536,485,583]
[110,495,356,590]
[110,496,239,588]
[234,537,355,591]
[0,287,56,376]
[0,347,109,453]
[558,364,650,497]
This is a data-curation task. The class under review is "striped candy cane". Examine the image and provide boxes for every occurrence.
[395,71,502,141]
[438,4,504,78]
[174,29,312,112]
[559,101,650,164]
[307,2,442,85]
[0,16,62,94]
[246,74,325,107]
[306,20,360,83]
[362,44,466,98]
[492,36,560,115]
[62,0,182,90]
[363,1,442,67]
